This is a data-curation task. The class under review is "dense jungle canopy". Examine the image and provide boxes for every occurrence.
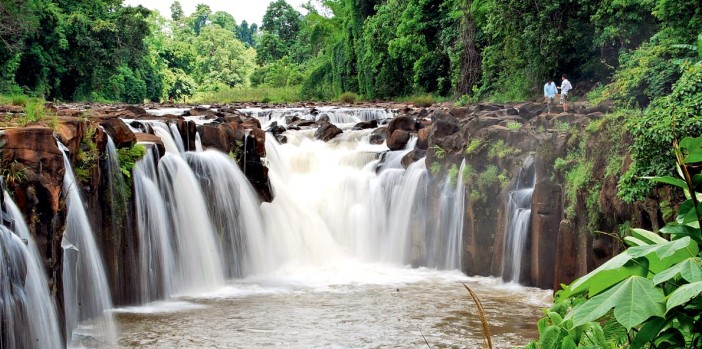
[0,0,699,104]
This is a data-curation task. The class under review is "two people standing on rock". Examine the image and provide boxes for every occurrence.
[543,74,573,113]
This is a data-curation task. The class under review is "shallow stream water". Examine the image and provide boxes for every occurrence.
[115,263,550,348]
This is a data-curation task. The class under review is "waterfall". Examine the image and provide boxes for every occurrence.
[0,189,62,349]
[58,141,117,346]
[133,148,174,303]
[185,150,269,277]
[428,160,466,270]
[134,123,228,299]
[501,159,536,284]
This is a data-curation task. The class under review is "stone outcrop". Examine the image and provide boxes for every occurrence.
[314,121,342,142]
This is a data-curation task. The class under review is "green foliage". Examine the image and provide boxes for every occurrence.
[506,121,522,130]
[487,139,520,160]
[465,138,483,155]
[554,121,570,132]
[406,94,435,107]
[430,162,441,176]
[619,64,702,203]
[432,145,447,159]
[194,85,302,104]
[339,92,358,104]
[117,144,146,178]
[528,135,702,348]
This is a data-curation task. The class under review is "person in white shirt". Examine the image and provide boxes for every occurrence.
[543,78,558,114]
[558,74,573,112]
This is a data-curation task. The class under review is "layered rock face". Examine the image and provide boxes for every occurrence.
[0,98,662,312]
[0,105,272,313]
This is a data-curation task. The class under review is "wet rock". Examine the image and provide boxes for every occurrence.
[292,119,315,128]
[387,130,410,150]
[352,120,378,130]
[430,112,459,138]
[314,122,342,142]
[370,127,388,145]
[448,107,472,120]
[55,118,86,156]
[251,128,266,157]
[387,116,416,135]
[516,102,546,120]
[184,107,216,119]
[401,149,426,169]
[241,117,262,130]
[267,122,287,136]
[417,126,433,150]
[583,100,614,115]
[316,114,330,124]
[100,118,135,147]
[135,133,165,156]
[285,115,301,125]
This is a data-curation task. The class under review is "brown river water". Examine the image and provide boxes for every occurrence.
[113,264,551,348]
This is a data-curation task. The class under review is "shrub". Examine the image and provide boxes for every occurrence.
[618,63,702,202]
[339,92,358,104]
[526,135,702,348]
[411,94,434,107]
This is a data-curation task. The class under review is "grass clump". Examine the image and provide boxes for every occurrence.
[505,121,522,130]
[448,163,459,188]
[398,93,436,107]
[117,144,147,179]
[339,92,358,104]
[465,139,484,155]
[487,139,520,160]
[430,162,441,176]
[432,145,446,159]
[194,85,303,104]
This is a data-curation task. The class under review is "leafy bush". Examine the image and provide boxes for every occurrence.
[339,92,358,104]
[527,135,702,348]
[410,94,434,107]
[619,63,702,202]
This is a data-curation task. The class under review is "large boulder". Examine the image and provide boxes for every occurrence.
[387,130,410,150]
[352,120,378,130]
[135,133,165,155]
[314,122,342,142]
[101,118,135,147]
[516,102,546,120]
[387,116,416,135]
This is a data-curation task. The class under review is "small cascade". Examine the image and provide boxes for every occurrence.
[195,131,203,152]
[133,148,174,303]
[169,123,186,152]
[185,150,269,277]
[58,141,117,346]
[0,184,62,349]
[428,160,466,270]
[444,160,466,269]
[502,157,536,284]
[382,159,429,264]
[156,153,225,294]
[241,107,395,128]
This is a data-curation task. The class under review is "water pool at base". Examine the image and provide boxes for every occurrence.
[115,264,550,348]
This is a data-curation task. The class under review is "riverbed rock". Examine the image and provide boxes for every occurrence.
[135,133,165,155]
[101,118,135,147]
[387,130,410,150]
[314,121,342,142]
[387,116,416,135]
[352,120,378,130]
[417,126,433,150]
[370,127,388,145]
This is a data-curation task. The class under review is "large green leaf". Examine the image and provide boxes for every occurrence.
[569,253,646,297]
[660,223,702,245]
[666,281,702,312]
[653,257,702,285]
[647,175,688,190]
[631,317,667,349]
[631,228,668,245]
[569,276,665,329]
[628,237,699,273]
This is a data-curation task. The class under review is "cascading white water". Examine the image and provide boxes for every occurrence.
[185,150,270,277]
[133,148,175,303]
[1,191,62,349]
[157,153,225,294]
[428,160,466,270]
[58,142,117,347]
[262,129,449,269]
[502,163,536,284]
[240,107,395,128]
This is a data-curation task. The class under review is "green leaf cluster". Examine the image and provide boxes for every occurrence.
[527,135,702,348]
